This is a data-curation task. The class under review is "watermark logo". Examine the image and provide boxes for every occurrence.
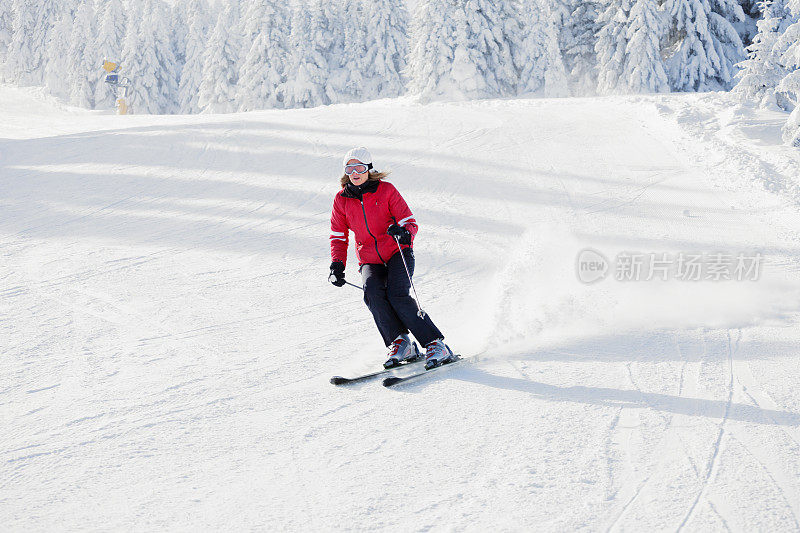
[575,250,763,283]
[576,248,610,284]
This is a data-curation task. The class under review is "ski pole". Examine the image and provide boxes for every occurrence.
[328,273,364,291]
[344,280,363,291]
[393,236,426,318]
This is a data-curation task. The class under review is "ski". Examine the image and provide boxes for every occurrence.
[382,354,475,387]
[329,359,426,386]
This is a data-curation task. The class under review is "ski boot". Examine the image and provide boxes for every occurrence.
[383,334,421,369]
[424,339,456,370]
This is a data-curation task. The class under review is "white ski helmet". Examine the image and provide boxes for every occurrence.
[343,147,373,168]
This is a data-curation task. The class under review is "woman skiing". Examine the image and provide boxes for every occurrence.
[328,147,454,370]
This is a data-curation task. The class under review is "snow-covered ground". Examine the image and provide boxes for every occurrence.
[3,84,800,531]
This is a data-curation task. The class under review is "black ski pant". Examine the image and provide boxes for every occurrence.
[360,248,443,347]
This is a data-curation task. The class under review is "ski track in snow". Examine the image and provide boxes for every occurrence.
[2,86,800,530]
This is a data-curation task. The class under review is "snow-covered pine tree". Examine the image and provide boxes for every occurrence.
[340,0,367,102]
[119,1,143,112]
[549,0,578,92]
[663,0,719,90]
[708,0,748,86]
[229,0,246,62]
[447,4,490,98]
[240,0,259,45]
[560,0,601,94]
[312,0,344,104]
[66,0,98,108]
[360,0,408,100]
[595,0,633,94]
[32,0,60,85]
[178,0,212,113]
[740,0,762,25]
[406,0,460,100]
[764,0,798,110]
[777,1,800,143]
[465,0,520,97]
[94,0,127,110]
[237,0,291,111]
[735,0,797,106]
[664,0,747,90]
[169,0,192,111]
[42,1,76,98]
[171,0,189,68]
[5,0,44,85]
[782,104,800,145]
[764,0,798,30]
[281,1,331,108]
[197,1,241,113]
[515,0,570,96]
[0,0,13,80]
[550,0,572,35]
[408,0,522,100]
[737,0,761,47]
[238,0,263,74]
[120,0,179,114]
[623,0,669,92]
[148,0,179,114]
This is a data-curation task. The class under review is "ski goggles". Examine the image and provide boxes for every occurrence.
[344,163,370,175]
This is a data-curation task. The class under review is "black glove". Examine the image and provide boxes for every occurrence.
[329,261,346,287]
[387,224,411,245]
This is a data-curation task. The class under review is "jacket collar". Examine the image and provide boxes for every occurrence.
[340,179,380,200]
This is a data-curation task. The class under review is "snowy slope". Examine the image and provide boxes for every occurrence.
[2,84,800,531]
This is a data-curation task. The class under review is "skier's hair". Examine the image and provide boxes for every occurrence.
[340,169,391,187]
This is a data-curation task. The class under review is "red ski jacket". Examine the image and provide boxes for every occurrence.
[330,180,418,267]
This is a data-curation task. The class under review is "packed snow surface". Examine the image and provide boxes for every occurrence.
[3,85,800,531]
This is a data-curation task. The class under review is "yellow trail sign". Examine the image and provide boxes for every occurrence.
[103,61,118,73]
